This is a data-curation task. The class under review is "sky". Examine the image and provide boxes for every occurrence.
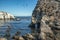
[0,0,37,16]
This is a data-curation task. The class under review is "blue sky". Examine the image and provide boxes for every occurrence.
[0,0,37,16]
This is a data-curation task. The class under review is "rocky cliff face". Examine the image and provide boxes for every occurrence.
[30,0,60,40]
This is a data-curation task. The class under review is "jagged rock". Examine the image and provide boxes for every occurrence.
[12,36,24,40]
[38,15,54,40]
[24,33,35,40]
[12,36,19,40]
[30,0,60,40]
[19,36,24,40]
[0,11,15,20]
[15,31,21,36]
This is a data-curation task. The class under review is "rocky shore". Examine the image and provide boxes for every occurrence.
[0,0,60,40]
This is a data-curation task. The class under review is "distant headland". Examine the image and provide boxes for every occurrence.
[0,11,15,20]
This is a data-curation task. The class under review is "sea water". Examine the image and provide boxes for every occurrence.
[0,16,32,37]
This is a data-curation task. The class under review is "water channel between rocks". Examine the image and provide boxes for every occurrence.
[0,16,33,38]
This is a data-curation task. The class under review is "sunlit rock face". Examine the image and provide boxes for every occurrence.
[32,0,60,24]
[30,0,60,40]
[0,11,15,20]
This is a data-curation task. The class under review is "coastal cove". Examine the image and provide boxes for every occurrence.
[0,0,60,40]
[0,16,34,40]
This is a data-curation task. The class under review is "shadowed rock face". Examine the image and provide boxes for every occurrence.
[30,0,60,40]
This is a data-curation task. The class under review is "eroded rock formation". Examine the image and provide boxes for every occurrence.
[0,11,15,20]
[30,0,60,40]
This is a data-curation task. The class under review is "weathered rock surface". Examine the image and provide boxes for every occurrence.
[12,33,35,40]
[22,33,35,40]
[30,0,60,40]
[0,38,7,40]
[12,36,24,40]
[0,11,15,20]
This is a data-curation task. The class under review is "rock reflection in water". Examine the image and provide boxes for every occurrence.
[0,20,6,26]
[0,20,13,26]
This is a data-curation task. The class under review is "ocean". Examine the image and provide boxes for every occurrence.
[0,16,32,37]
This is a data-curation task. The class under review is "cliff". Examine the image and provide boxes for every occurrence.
[0,11,15,20]
[30,0,60,40]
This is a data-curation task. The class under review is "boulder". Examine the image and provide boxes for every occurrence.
[24,33,35,40]
[0,38,7,40]
[19,36,24,40]
[12,36,24,40]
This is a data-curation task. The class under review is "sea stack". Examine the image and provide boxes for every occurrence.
[30,0,60,40]
[0,11,15,20]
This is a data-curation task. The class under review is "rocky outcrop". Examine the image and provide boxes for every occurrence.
[12,36,24,40]
[12,33,35,40]
[0,38,7,40]
[30,0,60,40]
[0,11,15,20]
[23,33,35,40]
